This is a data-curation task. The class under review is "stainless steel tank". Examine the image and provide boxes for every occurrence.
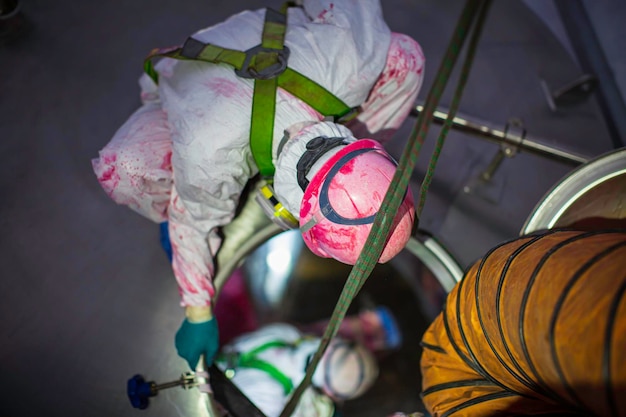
[229,228,463,417]
[522,148,626,234]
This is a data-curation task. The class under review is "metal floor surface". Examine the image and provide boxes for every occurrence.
[0,1,621,416]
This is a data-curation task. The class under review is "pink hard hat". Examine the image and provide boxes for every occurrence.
[299,139,415,265]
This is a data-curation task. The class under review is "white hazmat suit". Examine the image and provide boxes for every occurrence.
[92,0,425,308]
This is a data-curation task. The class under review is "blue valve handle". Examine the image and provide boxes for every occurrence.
[127,372,197,409]
[127,374,156,410]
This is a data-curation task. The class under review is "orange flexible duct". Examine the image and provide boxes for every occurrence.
[420,229,626,417]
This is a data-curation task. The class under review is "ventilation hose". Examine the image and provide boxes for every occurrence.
[420,230,626,417]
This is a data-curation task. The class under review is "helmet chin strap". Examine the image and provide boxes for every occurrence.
[296,136,348,191]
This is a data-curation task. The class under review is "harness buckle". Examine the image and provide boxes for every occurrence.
[254,182,299,230]
[220,347,240,378]
[236,45,290,80]
[335,107,361,124]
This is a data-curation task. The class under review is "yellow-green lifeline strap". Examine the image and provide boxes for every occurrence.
[417,0,492,217]
[278,1,492,416]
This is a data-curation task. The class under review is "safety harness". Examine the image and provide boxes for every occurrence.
[217,337,366,401]
[218,340,296,395]
[143,2,358,229]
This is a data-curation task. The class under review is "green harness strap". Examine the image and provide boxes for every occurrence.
[249,7,286,178]
[218,340,295,395]
[143,3,355,178]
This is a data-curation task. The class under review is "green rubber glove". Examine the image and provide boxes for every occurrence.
[175,317,219,369]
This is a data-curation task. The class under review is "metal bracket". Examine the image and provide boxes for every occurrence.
[541,74,597,112]
[219,348,240,379]
[462,118,525,204]
[235,45,290,80]
[480,118,525,181]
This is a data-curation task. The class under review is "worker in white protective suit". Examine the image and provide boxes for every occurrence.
[92,0,425,371]
[215,323,379,417]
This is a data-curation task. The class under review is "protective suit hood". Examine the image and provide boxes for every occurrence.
[273,121,356,217]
